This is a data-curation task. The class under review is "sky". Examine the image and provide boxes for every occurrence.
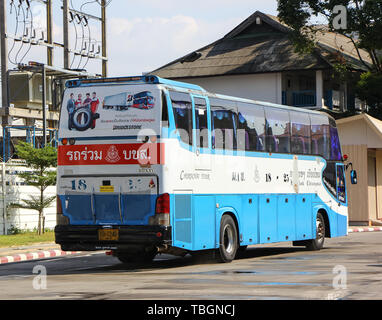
[5,0,279,77]
[106,0,278,76]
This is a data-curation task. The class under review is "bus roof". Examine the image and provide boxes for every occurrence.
[208,92,326,117]
[65,75,331,119]
[65,75,206,92]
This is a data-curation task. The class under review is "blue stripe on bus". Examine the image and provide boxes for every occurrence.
[59,192,347,250]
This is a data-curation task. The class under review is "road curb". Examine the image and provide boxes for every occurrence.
[348,227,382,233]
[0,250,81,265]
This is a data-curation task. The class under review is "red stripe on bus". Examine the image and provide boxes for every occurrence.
[58,143,165,166]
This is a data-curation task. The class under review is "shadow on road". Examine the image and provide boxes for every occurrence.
[0,245,313,277]
[78,246,310,274]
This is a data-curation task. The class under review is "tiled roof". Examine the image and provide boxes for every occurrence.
[152,11,372,79]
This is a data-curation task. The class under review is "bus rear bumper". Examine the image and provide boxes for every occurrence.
[54,224,172,251]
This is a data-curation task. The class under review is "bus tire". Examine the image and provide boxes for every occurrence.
[218,215,238,263]
[305,212,325,251]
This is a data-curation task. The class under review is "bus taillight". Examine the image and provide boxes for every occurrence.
[56,196,63,214]
[156,193,170,214]
[151,193,170,226]
[56,196,69,225]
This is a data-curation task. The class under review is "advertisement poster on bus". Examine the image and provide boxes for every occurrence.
[59,84,161,138]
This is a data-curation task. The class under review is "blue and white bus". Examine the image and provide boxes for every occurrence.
[55,75,356,263]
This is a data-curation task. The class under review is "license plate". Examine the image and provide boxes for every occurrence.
[98,229,119,241]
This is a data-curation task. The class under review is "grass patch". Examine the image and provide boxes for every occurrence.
[0,231,55,248]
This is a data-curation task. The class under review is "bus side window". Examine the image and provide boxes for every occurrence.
[330,118,342,161]
[310,114,330,159]
[265,108,290,153]
[323,162,337,197]
[169,91,193,146]
[290,111,311,155]
[194,98,208,149]
[161,91,169,128]
[210,98,237,151]
[337,165,346,203]
[237,102,265,152]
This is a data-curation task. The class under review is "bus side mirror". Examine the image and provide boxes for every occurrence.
[350,170,357,185]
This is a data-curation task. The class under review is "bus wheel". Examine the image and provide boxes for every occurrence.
[218,215,238,263]
[306,212,325,251]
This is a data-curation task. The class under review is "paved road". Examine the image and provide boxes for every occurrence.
[0,232,381,300]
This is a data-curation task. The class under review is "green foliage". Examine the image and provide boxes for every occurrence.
[0,230,55,247]
[15,141,57,170]
[277,0,382,71]
[356,72,382,119]
[10,142,57,235]
[278,0,382,118]
[11,195,57,213]
[7,225,24,235]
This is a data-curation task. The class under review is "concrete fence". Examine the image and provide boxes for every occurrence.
[0,161,56,235]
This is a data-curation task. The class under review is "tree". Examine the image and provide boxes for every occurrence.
[11,142,57,235]
[277,0,382,117]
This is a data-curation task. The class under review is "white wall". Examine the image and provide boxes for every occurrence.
[338,118,382,149]
[0,163,56,235]
[181,73,283,104]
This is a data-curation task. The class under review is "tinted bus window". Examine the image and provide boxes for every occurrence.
[323,162,337,196]
[265,108,290,153]
[210,98,237,150]
[170,91,192,145]
[310,114,330,159]
[337,165,346,203]
[194,98,208,148]
[161,91,169,128]
[237,102,265,152]
[290,111,311,155]
[330,118,342,161]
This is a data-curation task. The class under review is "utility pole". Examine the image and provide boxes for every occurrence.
[42,64,47,146]
[63,0,70,69]
[0,0,10,127]
[101,0,107,77]
[2,162,6,235]
[46,0,53,66]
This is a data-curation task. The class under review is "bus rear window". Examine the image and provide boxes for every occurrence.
[59,84,161,139]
